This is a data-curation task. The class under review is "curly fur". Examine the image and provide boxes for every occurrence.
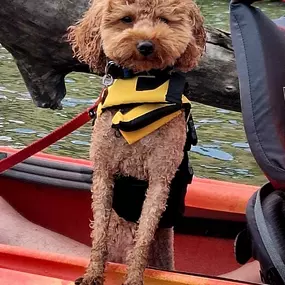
[68,0,205,73]
[68,1,206,284]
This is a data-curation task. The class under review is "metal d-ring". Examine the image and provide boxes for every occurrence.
[102,61,116,87]
[104,61,116,75]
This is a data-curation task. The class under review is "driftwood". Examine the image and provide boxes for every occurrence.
[187,27,240,112]
[0,0,240,111]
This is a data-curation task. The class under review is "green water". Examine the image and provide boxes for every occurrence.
[0,1,284,186]
[199,0,285,30]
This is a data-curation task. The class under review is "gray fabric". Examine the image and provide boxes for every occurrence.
[4,169,92,190]
[230,3,285,188]
[254,187,285,280]
[0,151,92,190]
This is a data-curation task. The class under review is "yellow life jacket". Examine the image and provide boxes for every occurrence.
[97,74,191,144]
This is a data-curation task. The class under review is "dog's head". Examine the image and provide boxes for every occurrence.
[68,0,206,74]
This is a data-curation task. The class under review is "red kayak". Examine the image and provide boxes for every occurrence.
[0,244,254,285]
[0,146,258,283]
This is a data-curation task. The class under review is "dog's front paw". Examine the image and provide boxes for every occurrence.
[75,275,103,285]
[75,277,84,285]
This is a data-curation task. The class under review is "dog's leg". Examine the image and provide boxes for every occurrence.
[148,227,174,270]
[123,175,175,285]
[76,172,114,285]
[106,209,137,264]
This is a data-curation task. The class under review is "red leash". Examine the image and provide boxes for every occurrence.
[0,96,102,174]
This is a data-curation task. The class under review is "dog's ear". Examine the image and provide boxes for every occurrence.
[175,3,206,72]
[67,0,106,74]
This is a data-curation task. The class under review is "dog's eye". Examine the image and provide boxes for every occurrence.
[159,17,169,24]
[121,16,133,23]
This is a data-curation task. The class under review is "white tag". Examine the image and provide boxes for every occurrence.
[102,74,114,87]
[283,87,285,100]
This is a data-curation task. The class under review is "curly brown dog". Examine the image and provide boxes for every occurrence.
[68,0,206,284]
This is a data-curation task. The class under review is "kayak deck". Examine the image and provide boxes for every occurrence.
[0,268,73,285]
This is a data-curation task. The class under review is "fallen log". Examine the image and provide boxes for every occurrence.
[187,27,240,112]
[0,0,240,111]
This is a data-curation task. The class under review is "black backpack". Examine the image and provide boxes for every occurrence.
[230,1,285,284]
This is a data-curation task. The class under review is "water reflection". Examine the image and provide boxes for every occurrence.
[192,146,234,161]
[0,1,284,186]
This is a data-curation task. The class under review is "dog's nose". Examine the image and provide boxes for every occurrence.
[137,41,154,56]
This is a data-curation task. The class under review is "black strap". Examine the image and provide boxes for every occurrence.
[106,61,174,80]
[187,114,198,147]
[166,72,186,104]
[255,185,285,281]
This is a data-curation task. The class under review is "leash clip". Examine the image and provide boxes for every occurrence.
[102,61,116,87]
